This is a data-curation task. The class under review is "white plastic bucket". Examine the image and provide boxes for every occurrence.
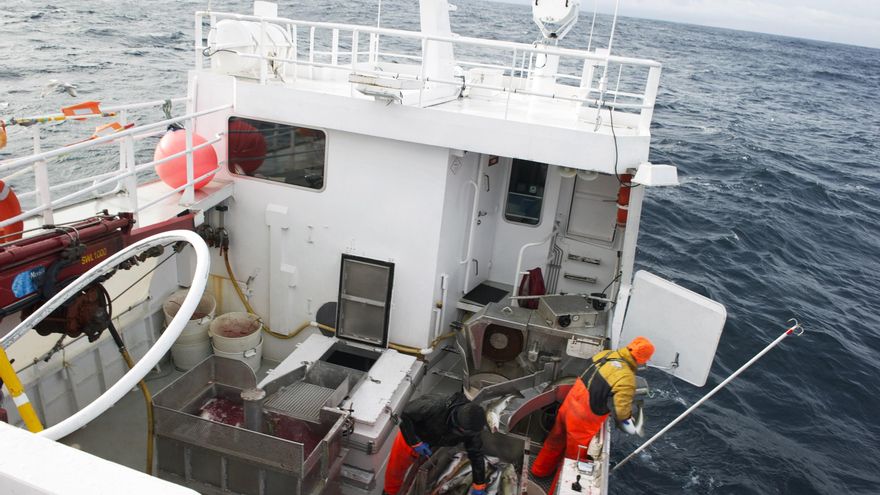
[212,336,263,372]
[209,312,262,351]
[163,289,216,345]
[171,339,213,371]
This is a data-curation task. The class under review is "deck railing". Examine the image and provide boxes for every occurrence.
[0,100,232,231]
[194,11,661,132]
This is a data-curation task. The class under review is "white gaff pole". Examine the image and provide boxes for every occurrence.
[612,319,804,473]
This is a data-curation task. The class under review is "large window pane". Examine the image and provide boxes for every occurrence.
[504,159,548,226]
[228,117,326,190]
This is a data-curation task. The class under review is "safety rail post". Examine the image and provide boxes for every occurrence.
[418,38,428,107]
[504,48,517,120]
[291,24,298,82]
[259,19,269,84]
[195,13,204,71]
[123,145,139,220]
[351,30,359,68]
[118,109,139,221]
[331,28,339,66]
[110,108,127,197]
[638,65,661,134]
[30,127,54,225]
[614,64,623,104]
[309,26,316,79]
[181,118,195,206]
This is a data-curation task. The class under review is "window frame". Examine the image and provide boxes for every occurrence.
[226,115,329,193]
[502,158,549,228]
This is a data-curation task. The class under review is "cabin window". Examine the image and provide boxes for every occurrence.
[227,117,326,190]
[504,159,548,226]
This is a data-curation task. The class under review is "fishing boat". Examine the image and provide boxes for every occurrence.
[0,1,732,494]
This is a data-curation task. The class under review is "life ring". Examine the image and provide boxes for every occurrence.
[0,180,24,242]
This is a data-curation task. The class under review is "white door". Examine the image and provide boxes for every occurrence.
[464,155,506,293]
[620,270,727,387]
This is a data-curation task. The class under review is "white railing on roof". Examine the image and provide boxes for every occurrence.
[194,11,661,132]
[0,99,233,231]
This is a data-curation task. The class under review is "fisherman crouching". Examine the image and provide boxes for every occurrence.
[384,391,489,495]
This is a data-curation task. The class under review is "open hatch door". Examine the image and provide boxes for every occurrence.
[620,270,726,387]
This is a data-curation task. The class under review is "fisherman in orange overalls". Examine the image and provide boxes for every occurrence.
[383,391,488,495]
[531,336,655,493]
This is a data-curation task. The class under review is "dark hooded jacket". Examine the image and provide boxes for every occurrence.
[398,391,486,484]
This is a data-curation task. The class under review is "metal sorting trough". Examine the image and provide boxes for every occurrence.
[153,357,351,495]
[402,432,530,495]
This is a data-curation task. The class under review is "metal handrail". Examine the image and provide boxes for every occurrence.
[197,11,661,68]
[0,101,233,230]
[0,104,230,172]
[194,11,661,123]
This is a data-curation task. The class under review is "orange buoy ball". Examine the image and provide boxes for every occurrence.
[153,129,219,190]
[228,119,267,175]
[0,180,24,242]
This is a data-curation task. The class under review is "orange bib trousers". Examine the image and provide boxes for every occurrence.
[531,379,607,494]
[384,430,419,495]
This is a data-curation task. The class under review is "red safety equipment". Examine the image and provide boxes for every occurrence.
[517,267,546,309]
[0,180,24,242]
[228,119,267,174]
[531,378,607,494]
[384,431,419,495]
[153,129,218,191]
[616,174,633,225]
[627,336,655,365]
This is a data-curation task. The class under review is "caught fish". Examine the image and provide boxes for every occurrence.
[485,394,517,433]
[41,79,78,98]
[498,464,517,495]
[435,462,472,494]
[435,452,468,489]
[485,468,503,494]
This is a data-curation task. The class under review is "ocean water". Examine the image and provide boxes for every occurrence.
[2,1,880,493]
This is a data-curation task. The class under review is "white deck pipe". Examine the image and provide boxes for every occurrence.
[510,233,554,299]
[0,230,210,441]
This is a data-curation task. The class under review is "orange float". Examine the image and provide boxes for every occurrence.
[228,119,267,174]
[153,129,219,190]
[0,180,24,242]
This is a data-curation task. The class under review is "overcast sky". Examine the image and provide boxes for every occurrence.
[495,0,880,49]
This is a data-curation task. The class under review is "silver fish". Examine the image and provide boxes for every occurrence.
[485,468,503,494]
[485,394,517,433]
[435,452,468,489]
[437,463,472,494]
[499,464,517,495]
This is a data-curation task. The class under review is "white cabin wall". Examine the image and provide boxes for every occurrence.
[487,167,563,288]
[221,131,449,358]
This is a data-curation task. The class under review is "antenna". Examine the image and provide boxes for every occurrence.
[533,0,582,41]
